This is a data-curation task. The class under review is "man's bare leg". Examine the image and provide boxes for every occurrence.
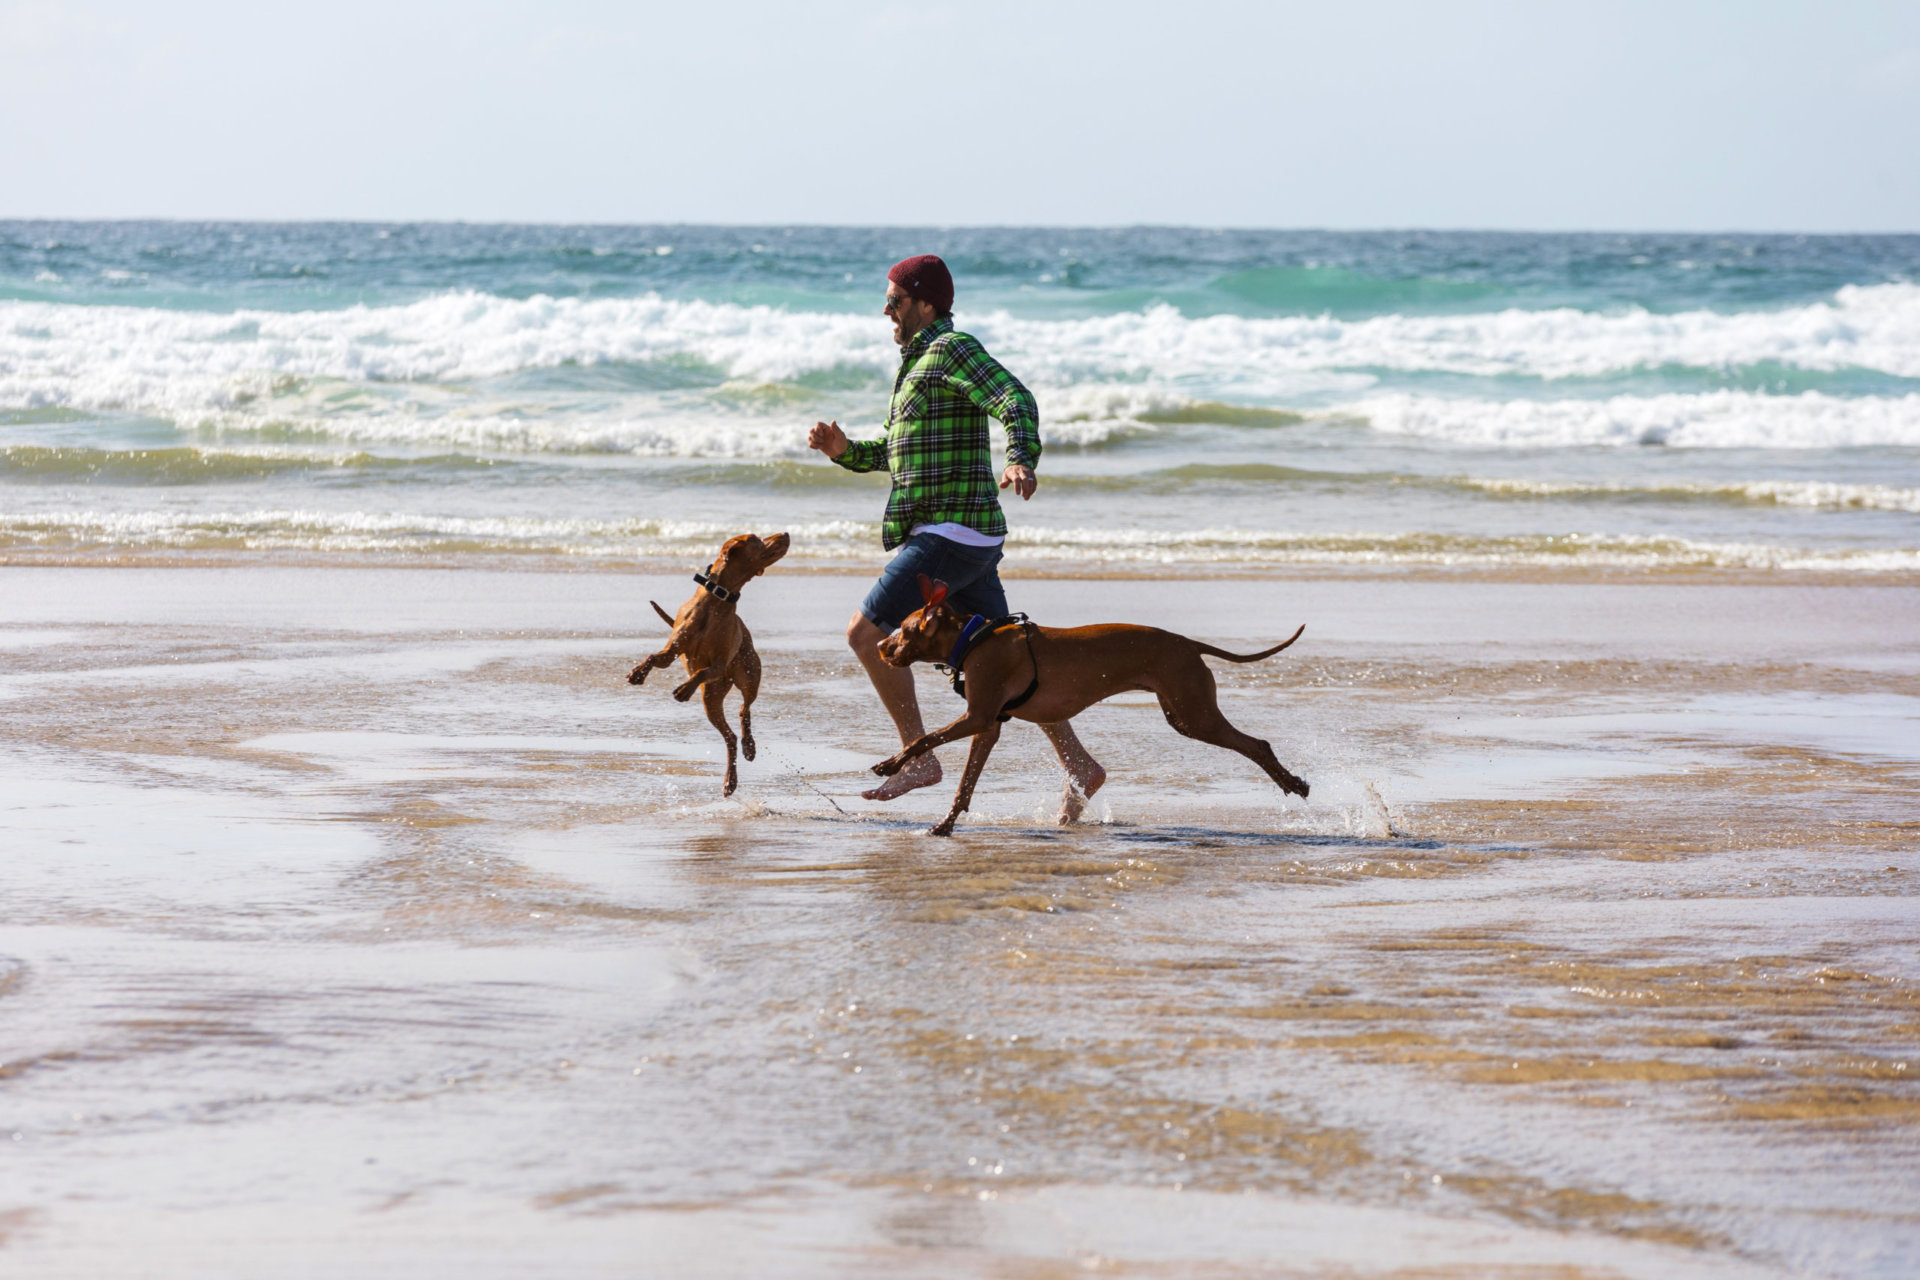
[1040,721,1107,824]
[848,612,944,800]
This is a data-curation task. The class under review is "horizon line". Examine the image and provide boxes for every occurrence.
[3,217,1918,238]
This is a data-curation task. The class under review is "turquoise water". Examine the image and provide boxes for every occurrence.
[3,223,1917,570]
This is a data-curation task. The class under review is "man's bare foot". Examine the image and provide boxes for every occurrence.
[1058,761,1107,824]
[863,755,943,801]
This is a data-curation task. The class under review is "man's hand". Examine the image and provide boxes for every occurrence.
[808,420,848,460]
[999,464,1036,500]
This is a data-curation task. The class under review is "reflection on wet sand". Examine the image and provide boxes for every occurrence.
[0,568,1915,1278]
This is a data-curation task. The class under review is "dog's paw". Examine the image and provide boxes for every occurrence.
[741,737,756,762]
[872,757,901,777]
[672,684,699,703]
[927,821,956,837]
[626,665,650,685]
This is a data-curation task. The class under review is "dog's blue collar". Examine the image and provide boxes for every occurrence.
[946,614,991,670]
[693,571,738,603]
[937,612,1039,723]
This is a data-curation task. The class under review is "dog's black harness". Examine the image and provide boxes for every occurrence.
[692,570,738,603]
[936,613,1039,723]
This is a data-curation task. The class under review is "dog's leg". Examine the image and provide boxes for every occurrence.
[701,680,740,796]
[1039,721,1107,825]
[627,645,677,686]
[672,666,719,702]
[874,707,992,778]
[734,637,762,763]
[930,720,1001,837]
[1156,678,1309,799]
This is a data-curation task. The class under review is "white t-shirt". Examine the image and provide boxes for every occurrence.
[910,522,1005,548]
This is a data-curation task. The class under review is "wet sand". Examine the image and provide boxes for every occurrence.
[2,567,1917,1278]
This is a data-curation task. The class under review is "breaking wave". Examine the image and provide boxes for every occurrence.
[1349,389,1920,450]
[0,444,500,483]
[3,509,1912,573]
[5,283,1920,428]
[10,447,1911,515]
[1449,475,1920,513]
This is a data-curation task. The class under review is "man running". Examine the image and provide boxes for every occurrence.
[807,254,1105,819]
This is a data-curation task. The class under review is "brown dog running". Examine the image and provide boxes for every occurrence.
[626,532,790,795]
[873,574,1308,836]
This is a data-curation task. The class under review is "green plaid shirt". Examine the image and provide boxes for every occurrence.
[834,316,1042,550]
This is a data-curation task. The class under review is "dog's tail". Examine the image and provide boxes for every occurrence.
[1194,624,1304,663]
[651,600,675,627]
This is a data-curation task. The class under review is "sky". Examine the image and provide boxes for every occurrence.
[3,0,1917,230]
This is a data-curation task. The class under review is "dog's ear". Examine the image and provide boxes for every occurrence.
[917,575,949,609]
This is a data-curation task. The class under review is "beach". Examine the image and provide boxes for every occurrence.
[3,222,1919,1275]
[2,564,1915,1277]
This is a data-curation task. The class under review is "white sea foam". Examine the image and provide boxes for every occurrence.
[983,283,1920,384]
[5,508,1913,572]
[226,411,833,459]
[1003,526,1920,571]
[1454,475,1920,513]
[1350,390,1920,450]
[0,293,891,416]
[0,509,878,556]
[6,283,1920,422]
[238,404,1152,455]
[205,387,1916,456]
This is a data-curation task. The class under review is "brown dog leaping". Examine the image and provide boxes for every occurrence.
[873,574,1309,836]
[626,532,790,795]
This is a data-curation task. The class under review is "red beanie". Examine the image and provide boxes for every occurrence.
[888,254,954,314]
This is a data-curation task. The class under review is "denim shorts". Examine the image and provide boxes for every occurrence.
[859,532,1009,632]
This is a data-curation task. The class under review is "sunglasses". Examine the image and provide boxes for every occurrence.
[883,292,914,313]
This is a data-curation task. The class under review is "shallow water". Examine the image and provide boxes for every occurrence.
[2,568,1915,1276]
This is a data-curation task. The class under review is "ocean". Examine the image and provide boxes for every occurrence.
[4,223,1918,572]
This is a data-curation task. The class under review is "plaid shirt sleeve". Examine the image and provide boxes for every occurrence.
[836,436,890,473]
[943,335,1042,470]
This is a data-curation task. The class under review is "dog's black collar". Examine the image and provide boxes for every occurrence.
[693,571,738,603]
